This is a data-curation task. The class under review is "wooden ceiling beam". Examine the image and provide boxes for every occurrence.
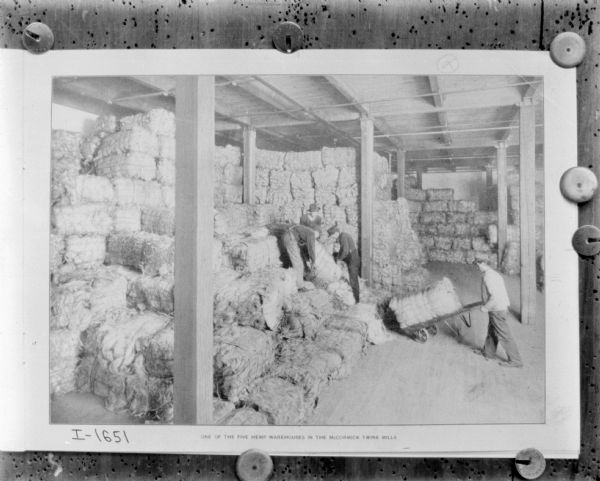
[52,83,141,117]
[324,75,405,151]
[427,76,452,146]
[498,80,538,143]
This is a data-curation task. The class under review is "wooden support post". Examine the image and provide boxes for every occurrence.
[174,76,214,424]
[396,149,406,199]
[415,166,423,189]
[496,142,508,267]
[243,126,256,204]
[360,116,374,285]
[485,165,494,188]
[519,98,536,325]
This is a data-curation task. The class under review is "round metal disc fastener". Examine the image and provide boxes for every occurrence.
[550,32,586,68]
[272,22,303,53]
[22,22,54,54]
[560,166,598,203]
[235,449,273,481]
[515,448,546,480]
[572,225,600,257]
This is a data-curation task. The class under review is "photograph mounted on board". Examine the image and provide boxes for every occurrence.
[49,74,545,426]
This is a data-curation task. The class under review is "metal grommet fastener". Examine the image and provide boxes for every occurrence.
[560,166,598,203]
[515,448,546,480]
[550,32,586,68]
[22,22,54,54]
[572,225,600,257]
[272,22,303,53]
[235,449,273,481]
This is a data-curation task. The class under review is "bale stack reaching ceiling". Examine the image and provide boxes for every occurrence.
[407,188,497,268]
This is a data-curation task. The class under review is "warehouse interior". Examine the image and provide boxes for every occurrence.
[50,74,545,426]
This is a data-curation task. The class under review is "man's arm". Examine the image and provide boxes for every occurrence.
[338,234,351,260]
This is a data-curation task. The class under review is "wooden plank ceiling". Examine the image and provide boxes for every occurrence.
[53,74,544,172]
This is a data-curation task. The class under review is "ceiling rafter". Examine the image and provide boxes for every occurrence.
[324,75,405,151]
[427,76,453,146]
[498,79,538,143]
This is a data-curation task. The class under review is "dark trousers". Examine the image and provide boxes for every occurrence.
[483,310,523,365]
[343,251,360,303]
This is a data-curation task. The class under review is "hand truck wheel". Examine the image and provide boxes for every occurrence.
[414,328,428,343]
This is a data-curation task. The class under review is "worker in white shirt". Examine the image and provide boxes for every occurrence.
[475,261,523,368]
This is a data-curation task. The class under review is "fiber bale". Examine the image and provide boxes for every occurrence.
[284,150,323,171]
[283,289,334,339]
[128,275,174,314]
[423,200,448,212]
[427,249,448,263]
[50,266,128,330]
[256,149,285,169]
[420,212,446,224]
[52,204,113,236]
[407,200,422,213]
[326,280,356,307]
[445,249,466,263]
[215,145,242,168]
[426,277,462,317]
[465,250,476,264]
[501,242,520,275]
[145,376,174,423]
[106,232,174,276]
[213,398,236,424]
[162,185,175,209]
[64,235,107,266]
[437,224,455,236]
[448,200,476,213]
[473,211,498,225]
[447,212,467,224]
[453,237,472,250]
[345,204,359,226]
[215,184,243,205]
[52,130,82,160]
[141,207,175,236]
[120,109,175,137]
[214,325,275,403]
[337,184,359,206]
[50,234,65,272]
[290,171,315,204]
[406,188,427,202]
[142,324,173,378]
[67,175,115,204]
[454,223,472,236]
[256,167,270,188]
[273,338,343,401]
[223,164,243,185]
[96,151,157,181]
[337,167,357,188]
[314,191,337,208]
[315,327,365,378]
[322,204,347,227]
[269,168,292,194]
[113,206,142,232]
[221,407,270,425]
[420,235,435,249]
[345,303,393,345]
[49,328,81,395]
[157,134,175,161]
[426,188,454,201]
[312,165,339,190]
[472,237,491,252]
[322,147,356,169]
[52,156,80,206]
[246,376,307,425]
[435,236,453,250]
[228,235,281,272]
[96,127,159,158]
[156,158,175,186]
[80,134,103,164]
[113,178,164,207]
[398,267,431,295]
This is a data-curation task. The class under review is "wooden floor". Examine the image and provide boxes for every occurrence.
[307,262,545,425]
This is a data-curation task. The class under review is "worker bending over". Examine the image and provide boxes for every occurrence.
[475,261,523,368]
[282,224,317,288]
[328,224,360,303]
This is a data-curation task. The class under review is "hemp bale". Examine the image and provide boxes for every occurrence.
[113,178,164,207]
[64,235,107,266]
[314,191,338,208]
[322,204,347,227]
[222,164,244,185]
[453,237,472,250]
[407,200,422,213]
[220,407,269,425]
[473,211,498,225]
[447,212,468,224]
[50,327,81,395]
[420,212,446,224]
[336,184,359,206]
[246,377,308,425]
[337,166,357,188]
[448,200,477,213]
[113,207,141,232]
[454,223,472,236]
[255,167,270,188]
[501,241,520,275]
[488,224,520,245]
[426,188,454,201]
[214,325,275,403]
[421,224,438,235]
[284,150,323,171]
[472,236,491,252]
[423,200,448,212]
[50,234,65,272]
[256,149,285,169]
[214,145,242,168]
[142,324,173,378]
[322,147,356,169]
[96,127,158,159]
[345,204,359,227]
[312,165,339,190]
[67,175,115,204]
[120,109,175,137]
[52,204,113,236]
[128,275,174,315]
[141,207,175,236]
[437,224,455,236]
[435,236,453,250]
[106,232,174,276]
[227,235,282,272]
[213,398,236,424]
[157,134,175,161]
[406,188,427,202]
[52,130,82,160]
[290,171,315,203]
[420,235,435,248]
[156,158,175,186]
[427,249,448,262]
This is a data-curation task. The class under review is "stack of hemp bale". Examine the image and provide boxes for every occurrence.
[406,188,497,267]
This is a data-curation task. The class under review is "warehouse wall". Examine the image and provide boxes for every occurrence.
[51,103,98,134]
[423,171,486,210]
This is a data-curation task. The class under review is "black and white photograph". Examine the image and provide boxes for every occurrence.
[49,73,546,426]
